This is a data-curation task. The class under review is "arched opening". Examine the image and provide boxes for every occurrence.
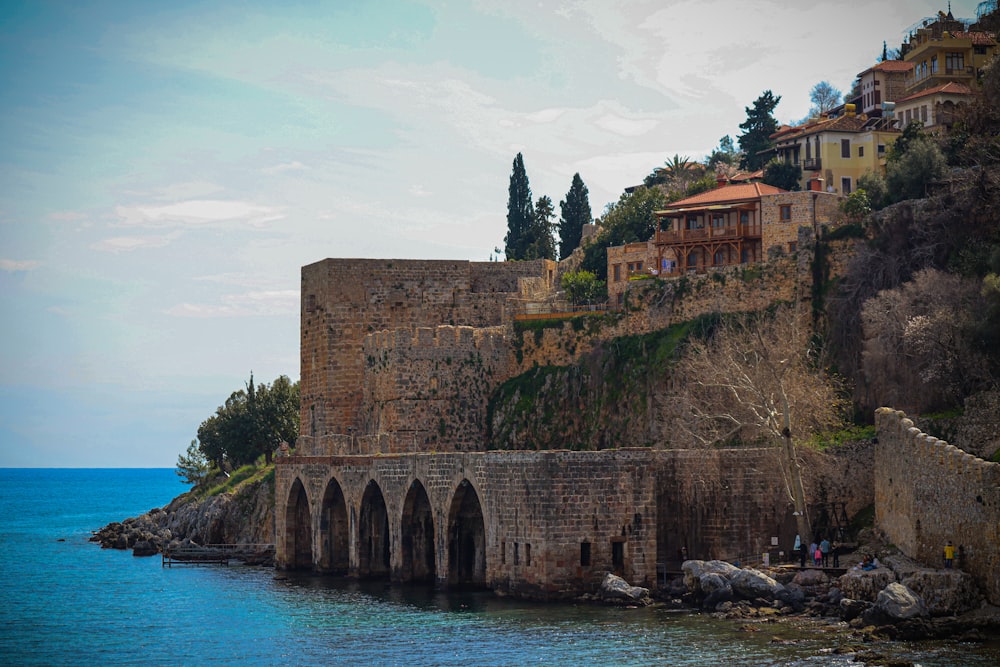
[358,480,391,578]
[318,477,349,575]
[284,478,313,570]
[400,479,435,583]
[447,479,486,588]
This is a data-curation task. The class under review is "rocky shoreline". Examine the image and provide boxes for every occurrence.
[652,556,1000,642]
[92,482,998,660]
[90,476,275,563]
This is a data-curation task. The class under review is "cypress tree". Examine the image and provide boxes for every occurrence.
[504,153,534,260]
[738,90,781,171]
[558,173,592,260]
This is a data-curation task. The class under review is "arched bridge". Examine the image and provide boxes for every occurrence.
[274,447,806,598]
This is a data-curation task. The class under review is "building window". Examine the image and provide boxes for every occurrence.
[945,52,965,72]
[779,204,792,221]
[714,250,725,266]
[740,211,749,225]
[525,543,531,566]
[612,541,625,571]
[858,146,864,158]
[613,264,620,282]
[514,543,520,566]
[878,144,886,155]
[921,105,928,123]
[741,248,751,263]
[712,213,725,228]
[581,542,592,567]
[788,241,797,253]
[841,139,850,158]
[686,215,700,230]
[841,177,852,194]
[501,541,506,565]
[686,252,698,269]
[930,54,938,74]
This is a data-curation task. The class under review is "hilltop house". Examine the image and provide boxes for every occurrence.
[606,182,842,305]
[856,60,914,118]
[902,11,997,96]
[769,111,900,195]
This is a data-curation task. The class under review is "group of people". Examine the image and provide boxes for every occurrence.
[794,534,839,568]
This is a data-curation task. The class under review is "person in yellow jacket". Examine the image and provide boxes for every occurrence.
[944,540,955,569]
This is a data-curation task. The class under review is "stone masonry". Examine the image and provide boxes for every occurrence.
[875,407,1000,605]
[277,250,875,598]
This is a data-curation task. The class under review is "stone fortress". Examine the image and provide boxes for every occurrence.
[273,199,1000,603]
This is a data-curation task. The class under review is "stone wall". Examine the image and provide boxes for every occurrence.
[361,325,510,451]
[275,446,841,598]
[300,258,552,449]
[874,407,1000,605]
[760,191,842,256]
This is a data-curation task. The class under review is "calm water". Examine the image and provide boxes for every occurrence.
[0,468,996,666]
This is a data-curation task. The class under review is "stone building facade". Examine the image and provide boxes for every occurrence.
[276,248,873,598]
[274,445,860,598]
[874,407,1000,605]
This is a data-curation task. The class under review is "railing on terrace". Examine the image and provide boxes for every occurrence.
[654,224,760,244]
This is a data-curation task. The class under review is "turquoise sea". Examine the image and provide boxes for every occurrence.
[0,468,997,666]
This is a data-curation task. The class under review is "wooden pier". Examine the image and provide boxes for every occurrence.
[162,543,275,567]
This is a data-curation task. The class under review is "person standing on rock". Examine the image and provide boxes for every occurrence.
[820,537,831,567]
[944,540,955,569]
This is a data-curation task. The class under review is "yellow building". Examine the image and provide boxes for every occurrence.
[771,114,900,194]
[903,12,997,95]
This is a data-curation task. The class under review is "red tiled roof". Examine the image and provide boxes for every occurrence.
[951,31,997,46]
[872,60,914,73]
[770,114,868,143]
[896,81,974,103]
[658,182,786,211]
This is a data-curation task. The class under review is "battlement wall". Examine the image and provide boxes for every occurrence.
[360,325,511,451]
[875,407,1000,605]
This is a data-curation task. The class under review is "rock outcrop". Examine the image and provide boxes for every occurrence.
[90,475,274,562]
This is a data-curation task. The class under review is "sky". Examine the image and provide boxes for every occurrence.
[0,0,988,467]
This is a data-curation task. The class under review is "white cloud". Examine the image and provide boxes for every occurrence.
[0,259,41,272]
[262,161,309,174]
[90,234,178,253]
[114,200,284,228]
[166,289,300,318]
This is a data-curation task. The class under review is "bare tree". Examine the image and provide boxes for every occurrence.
[860,268,992,412]
[667,306,846,541]
[808,81,842,118]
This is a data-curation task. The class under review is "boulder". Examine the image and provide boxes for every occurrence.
[131,540,158,557]
[875,582,929,621]
[598,573,651,606]
[681,560,739,593]
[775,582,806,609]
[730,568,784,601]
[837,566,897,602]
[792,568,829,587]
[899,568,982,616]
[699,573,734,609]
[839,597,871,622]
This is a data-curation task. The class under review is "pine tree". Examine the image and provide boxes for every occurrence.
[558,173,592,260]
[525,195,557,260]
[738,90,781,171]
[504,153,534,260]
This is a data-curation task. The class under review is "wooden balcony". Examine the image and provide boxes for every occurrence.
[802,157,822,171]
[654,223,760,245]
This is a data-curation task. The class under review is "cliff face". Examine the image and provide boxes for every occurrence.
[91,475,274,555]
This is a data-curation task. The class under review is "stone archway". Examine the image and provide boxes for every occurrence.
[319,477,349,575]
[400,479,435,583]
[359,480,391,578]
[447,479,486,588]
[284,478,313,570]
